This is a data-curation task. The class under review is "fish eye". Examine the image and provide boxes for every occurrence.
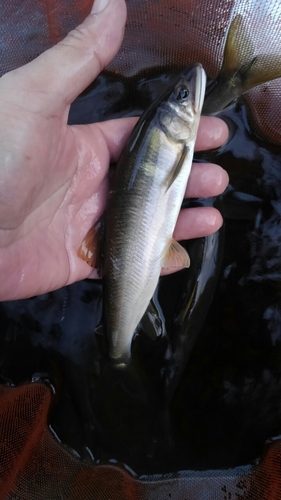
[176,86,189,102]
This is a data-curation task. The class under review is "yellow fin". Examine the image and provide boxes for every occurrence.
[222,14,255,78]
[178,282,198,326]
[221,15,281,93]
[77,219,103,273]
[242,53,281,91]
[161,239,190,269]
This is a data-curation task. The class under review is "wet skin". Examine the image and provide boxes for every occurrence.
[0,0,228,301]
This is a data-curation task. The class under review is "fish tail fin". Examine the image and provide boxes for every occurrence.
[242,54,281,91]
[222,14,281,92]
[221,15,255,79]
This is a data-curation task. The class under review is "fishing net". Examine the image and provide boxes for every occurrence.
[1,0,281,499]
[1,381,281,499]
[2,0,281,144]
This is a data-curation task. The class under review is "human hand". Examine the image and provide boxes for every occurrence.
[0,0,228,301]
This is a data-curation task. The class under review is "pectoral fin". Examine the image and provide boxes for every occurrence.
[139,300,164,340]
[95,322,104,336]
[165,145,188,192]
[161,238,190,269]
[77,218,104,275]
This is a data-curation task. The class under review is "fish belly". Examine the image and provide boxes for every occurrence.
[105,135,193,362]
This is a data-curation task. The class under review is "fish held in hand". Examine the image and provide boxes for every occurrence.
[78,64,206,364]
[103,64,206,365]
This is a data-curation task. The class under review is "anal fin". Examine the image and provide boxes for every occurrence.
[161,238,190,269]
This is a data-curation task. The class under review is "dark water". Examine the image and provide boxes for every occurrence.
[1,71,281,475]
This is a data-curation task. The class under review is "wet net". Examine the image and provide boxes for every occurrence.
[2,0,281,145]
[1,381,281,498]
[1,0,281,499]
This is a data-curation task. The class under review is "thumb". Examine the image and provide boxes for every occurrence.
[13,0,127,105]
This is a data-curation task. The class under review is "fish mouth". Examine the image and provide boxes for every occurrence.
[182,63,207,114]
[194,64,207,114]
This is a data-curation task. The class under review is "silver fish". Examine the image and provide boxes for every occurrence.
[102,64,206,365]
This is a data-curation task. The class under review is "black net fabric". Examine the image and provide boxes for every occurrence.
[1,1,281,499]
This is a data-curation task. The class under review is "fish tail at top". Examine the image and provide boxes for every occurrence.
[222,15,281,91]
[203,14,281,113]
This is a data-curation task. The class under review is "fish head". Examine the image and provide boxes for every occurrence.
[159,64,206,142]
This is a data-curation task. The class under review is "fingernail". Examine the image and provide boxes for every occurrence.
[91,0,110,14]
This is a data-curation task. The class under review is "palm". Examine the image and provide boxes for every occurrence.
[0,78,136,298]
[0,0,228,301]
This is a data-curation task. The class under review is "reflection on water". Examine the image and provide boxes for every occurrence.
[1,71,281,475]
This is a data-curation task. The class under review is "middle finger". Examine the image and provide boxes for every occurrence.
[185,162,229,199]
